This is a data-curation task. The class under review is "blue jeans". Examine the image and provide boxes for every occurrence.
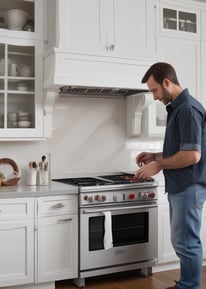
[168,185,206,289]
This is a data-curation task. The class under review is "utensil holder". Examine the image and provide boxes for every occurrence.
[37,169,49,186]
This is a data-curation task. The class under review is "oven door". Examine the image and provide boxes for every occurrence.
[80,202,158,271]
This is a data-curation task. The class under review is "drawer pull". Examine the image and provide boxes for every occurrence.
[57,218,72,223]
[51,203,65,209]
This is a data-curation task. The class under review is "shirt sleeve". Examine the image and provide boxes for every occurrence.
[177,104,202,151]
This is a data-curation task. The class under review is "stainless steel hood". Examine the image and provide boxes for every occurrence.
[59,85,148,98]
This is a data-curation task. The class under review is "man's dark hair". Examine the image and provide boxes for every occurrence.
[141,62,180,85]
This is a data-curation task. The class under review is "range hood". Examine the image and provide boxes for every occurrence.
[44,49,152,99]
[59,85,148,98]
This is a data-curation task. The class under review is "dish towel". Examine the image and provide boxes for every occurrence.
[102,211,113,250]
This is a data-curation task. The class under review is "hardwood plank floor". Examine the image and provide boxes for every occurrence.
[56,266,206,289]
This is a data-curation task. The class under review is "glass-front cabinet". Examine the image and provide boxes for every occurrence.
[0,39,43,138]
[0,0,45,139]
[161,4,200,39]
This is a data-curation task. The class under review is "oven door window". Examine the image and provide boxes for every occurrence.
[89,212,148,251]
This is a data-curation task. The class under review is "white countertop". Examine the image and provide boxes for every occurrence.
[0,181,78,198]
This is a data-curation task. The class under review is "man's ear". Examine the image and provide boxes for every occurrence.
[162,78,170,88]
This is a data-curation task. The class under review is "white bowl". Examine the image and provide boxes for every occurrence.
[7,9,29,31]
[18,121,31,128]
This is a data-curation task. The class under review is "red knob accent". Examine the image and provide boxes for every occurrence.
[148,192,155,199]
[128,193,135,200]
[94,195,101,201]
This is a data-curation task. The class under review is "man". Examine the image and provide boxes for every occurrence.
[135,62,206,289]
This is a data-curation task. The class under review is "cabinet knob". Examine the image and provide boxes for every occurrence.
[106,44,115,51]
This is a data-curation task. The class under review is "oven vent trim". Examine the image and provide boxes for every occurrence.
[59,86,149,99]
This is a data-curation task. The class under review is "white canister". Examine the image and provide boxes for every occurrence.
[26,169,37,186]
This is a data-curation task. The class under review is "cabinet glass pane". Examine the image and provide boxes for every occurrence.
[0,93,4,128]
[6,44,35,129]
[7,93,35,128]
[163,8,177,30]
[0,44,5,76]
[0,79,4,90]
[0,0,34,32]
[179,11,196,33]
[8,45,34,77]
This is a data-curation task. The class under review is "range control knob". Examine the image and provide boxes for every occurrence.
[101,195,107,202]
[138,192,143,199]
[143,193,148,200]
[94,195,101,201]
[128,193,135,200]
[147,191,155,199]
[88,195,94,202]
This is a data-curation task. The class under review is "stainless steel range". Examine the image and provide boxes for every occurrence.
[53,172,158,289]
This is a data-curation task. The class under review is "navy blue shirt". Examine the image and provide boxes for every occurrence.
[163,88,206,194]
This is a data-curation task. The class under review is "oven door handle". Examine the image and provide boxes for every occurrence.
[82,204,157,214]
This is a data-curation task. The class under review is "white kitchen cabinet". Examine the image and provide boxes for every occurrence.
[0,0,46,41]
[157,188,178,264]
[0,198,35,287]
[0,38,44,138]
[0,0,46,139]
[158,37,201,100]
[141,101,166,137]
[47,0,157,60]
[159,0,200,39]
[36,195,78,282]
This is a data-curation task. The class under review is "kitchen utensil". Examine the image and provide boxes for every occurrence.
[7,9,29,31]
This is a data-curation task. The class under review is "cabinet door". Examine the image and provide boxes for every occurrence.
[0,219,34,287]
[0,0,46,41]
[0,38,44,138]
[158,202,178,264]
[50,0,156,59]
[158,37,201,98]
[112,0,156,59]
[37,214,78,282]
[54,0,101,53]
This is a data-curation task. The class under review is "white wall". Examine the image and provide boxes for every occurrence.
[0,96,164,183]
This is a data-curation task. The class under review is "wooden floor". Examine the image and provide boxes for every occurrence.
[56,267,206,289]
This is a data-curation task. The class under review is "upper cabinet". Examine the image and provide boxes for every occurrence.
[0,0,46,41]
[0,0,46,139]
[158,0,201,39]
[47,0,157,60]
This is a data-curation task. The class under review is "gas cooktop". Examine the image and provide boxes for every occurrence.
[53,173,155,188]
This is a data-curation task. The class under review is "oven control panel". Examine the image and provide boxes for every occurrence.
[80,188,157,206]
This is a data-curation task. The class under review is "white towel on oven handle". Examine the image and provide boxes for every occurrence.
[102,211,113,250]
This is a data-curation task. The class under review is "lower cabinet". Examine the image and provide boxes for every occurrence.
[36,195,78,282]
[0,198,35,287]
[158,201,178,264]
[0,194,78,288]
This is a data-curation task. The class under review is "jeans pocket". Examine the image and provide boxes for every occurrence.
[195,190,206,209]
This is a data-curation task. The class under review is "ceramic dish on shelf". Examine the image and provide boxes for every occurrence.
[18,120,31,128]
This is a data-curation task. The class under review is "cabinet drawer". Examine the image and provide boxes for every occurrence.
[0,198,34,219]
[37,195,78,217]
